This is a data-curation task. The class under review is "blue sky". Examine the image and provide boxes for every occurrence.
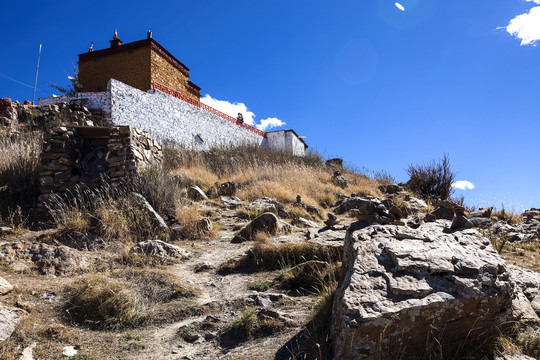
[1,0,539,211]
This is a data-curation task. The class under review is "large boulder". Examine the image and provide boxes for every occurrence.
[231,212,292,243]
[509,265,540,316]
[332,221,522,359]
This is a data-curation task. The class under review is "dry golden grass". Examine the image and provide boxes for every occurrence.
[219,237,342,274]
[167,145,382,212]
[0,132,42,218]
[492,208,522,225]
[64,268,198,330]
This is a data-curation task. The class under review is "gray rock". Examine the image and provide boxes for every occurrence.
[470,207,493,218]
[0,304,22,343]
[232,212,279,243]
[220,196,244,209]
[246,197,288,218]
[451,213,474,230]
[333,172,349,189]
[0,276,13,295]
[522,209,540,222]
[132,192,168,230]
[131,240,190,259]
[187,185,208,201]
[293,217,318,228]
[332,221,520,359]
[509,265,540,316]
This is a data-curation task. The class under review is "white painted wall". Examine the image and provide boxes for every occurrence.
[266,130,306,156]
[39,92,111,116]
[109,79,264,150]
[38,79,307,155]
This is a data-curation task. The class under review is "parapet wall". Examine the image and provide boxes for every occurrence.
[39,92,111,116]
[109,79,264,149]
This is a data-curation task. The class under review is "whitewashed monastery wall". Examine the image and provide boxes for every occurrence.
[39,79,307,154]
[109,80,264,150]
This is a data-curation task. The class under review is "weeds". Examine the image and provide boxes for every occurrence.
[0,132,42,218]
[219,239,341,274]
[64,269,197,330]
[248,280,274,292]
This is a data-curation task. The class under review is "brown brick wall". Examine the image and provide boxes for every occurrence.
[150,50,200,99]
[79,47,152,92]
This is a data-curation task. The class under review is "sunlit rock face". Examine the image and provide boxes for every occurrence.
[331,220,523,359]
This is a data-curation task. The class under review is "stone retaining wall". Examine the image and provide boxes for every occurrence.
[39,92,111,117]
[37,125,162,205]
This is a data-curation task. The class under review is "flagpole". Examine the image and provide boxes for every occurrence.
[32,44,42,105]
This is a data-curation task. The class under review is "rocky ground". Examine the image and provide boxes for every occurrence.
[0,186,539,359]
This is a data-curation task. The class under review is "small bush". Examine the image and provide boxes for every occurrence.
[277,261,340,295]
[220,308,284,348]
[65,274,145,329]
[248,280,274,292]
[64,269,196,329]
[406,154,455,203]
[219,240,341,273]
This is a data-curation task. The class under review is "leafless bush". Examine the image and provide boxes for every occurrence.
[405,154,455,203]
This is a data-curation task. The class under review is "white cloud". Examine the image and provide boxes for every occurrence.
[200,94,256,125]
[506,4,540,46]
[256,117,286,131]
[200,94,285,131]
[452,180,475,191]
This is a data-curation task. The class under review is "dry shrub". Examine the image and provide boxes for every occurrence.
[492,207,522,225]
[0,132,42,218]
[406,154,455,203]
[65,269,196,330]
[278,261,341,295]
[65,274,144,329]
[219,239,341,273]
[220,308,285,348]
[47,185,169,243]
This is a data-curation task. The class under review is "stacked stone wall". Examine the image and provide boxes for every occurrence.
[39,92,111,116]
[79,47,151,92]
[37,125,162,205]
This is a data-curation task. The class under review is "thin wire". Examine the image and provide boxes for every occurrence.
[0,72,40,90]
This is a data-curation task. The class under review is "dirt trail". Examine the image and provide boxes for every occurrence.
[131,211,320,360]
